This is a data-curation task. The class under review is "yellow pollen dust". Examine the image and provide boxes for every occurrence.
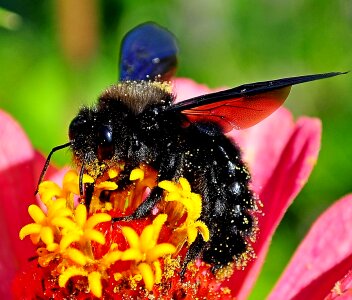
[150,80,173,93]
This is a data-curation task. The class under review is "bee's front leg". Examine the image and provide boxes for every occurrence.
[112,153,183,222]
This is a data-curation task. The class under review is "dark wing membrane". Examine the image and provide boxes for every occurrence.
[119,23,178,81]
[170,72,346,132]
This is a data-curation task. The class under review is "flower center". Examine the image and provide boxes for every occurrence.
[17,164,255,298]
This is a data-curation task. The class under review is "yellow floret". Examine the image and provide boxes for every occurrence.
[158,178,209,245]
[121,214,176,290]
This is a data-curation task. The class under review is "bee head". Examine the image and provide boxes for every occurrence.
[68,104,128,169]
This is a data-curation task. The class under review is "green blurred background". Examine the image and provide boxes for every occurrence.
[0,1,351,298]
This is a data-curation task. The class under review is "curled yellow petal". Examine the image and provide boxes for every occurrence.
[40,226,55,246]
[121,248,142,262]
[46,243,59,252]
[51,207,72,219]
[88,271,102,298]
[75,204,87,228]
[121,226,140,249]
[84,229,106,245]
[48,199,69,219]
[194,220,210,242]
[152,214,167,240]
[82,174,95,184]
[165,192,181,202]
[59,266,87,288]
[108,168,119,179]
[102,251,121,266]
[95,181,118,190]
[179,177,191,192]
[146,243,176,262]
[63,182,79,196]
[137,262,154,291]
[28,205,45,224]
[65,248,87,266]
[186,226,198,245]
[60,232,81,250]
[153,260,162,284]
[158,180,177,192]
[38,181,62,205]
[51,216,77,230]
[130,168,144,180]
[63,169,79,183]
[19,223,41,240]
[85,213,111,229]
[140,225,155,253]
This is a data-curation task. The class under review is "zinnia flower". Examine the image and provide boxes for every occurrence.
[0,78,351,299]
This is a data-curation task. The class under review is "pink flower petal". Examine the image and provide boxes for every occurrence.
[0,110,37,297]
[324,269,352,300]
[268,194,352,300]
[173,78,211,101]
[227,117,322,299]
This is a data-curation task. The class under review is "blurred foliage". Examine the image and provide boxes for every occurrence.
[0,0,351,298]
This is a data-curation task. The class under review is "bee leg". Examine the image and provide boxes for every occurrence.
[180,234,206,277]
[112,154,183,222]
[84,182,95,208]
[112,187,164,222]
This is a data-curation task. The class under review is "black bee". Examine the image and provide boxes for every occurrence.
[37,23,344,270]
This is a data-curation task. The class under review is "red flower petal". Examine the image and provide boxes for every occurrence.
[0,110,37,297]
[268,194,352,300]
[227,117,322,299]
[33,150,58,182]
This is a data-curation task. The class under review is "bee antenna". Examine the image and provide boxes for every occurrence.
[79,159,86,196]
[34,142,71,195]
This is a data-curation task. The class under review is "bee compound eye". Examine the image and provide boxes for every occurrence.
[97,125,114,160]
[69,115,87,141]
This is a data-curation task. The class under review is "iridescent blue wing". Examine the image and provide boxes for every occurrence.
[119,23,178,81]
